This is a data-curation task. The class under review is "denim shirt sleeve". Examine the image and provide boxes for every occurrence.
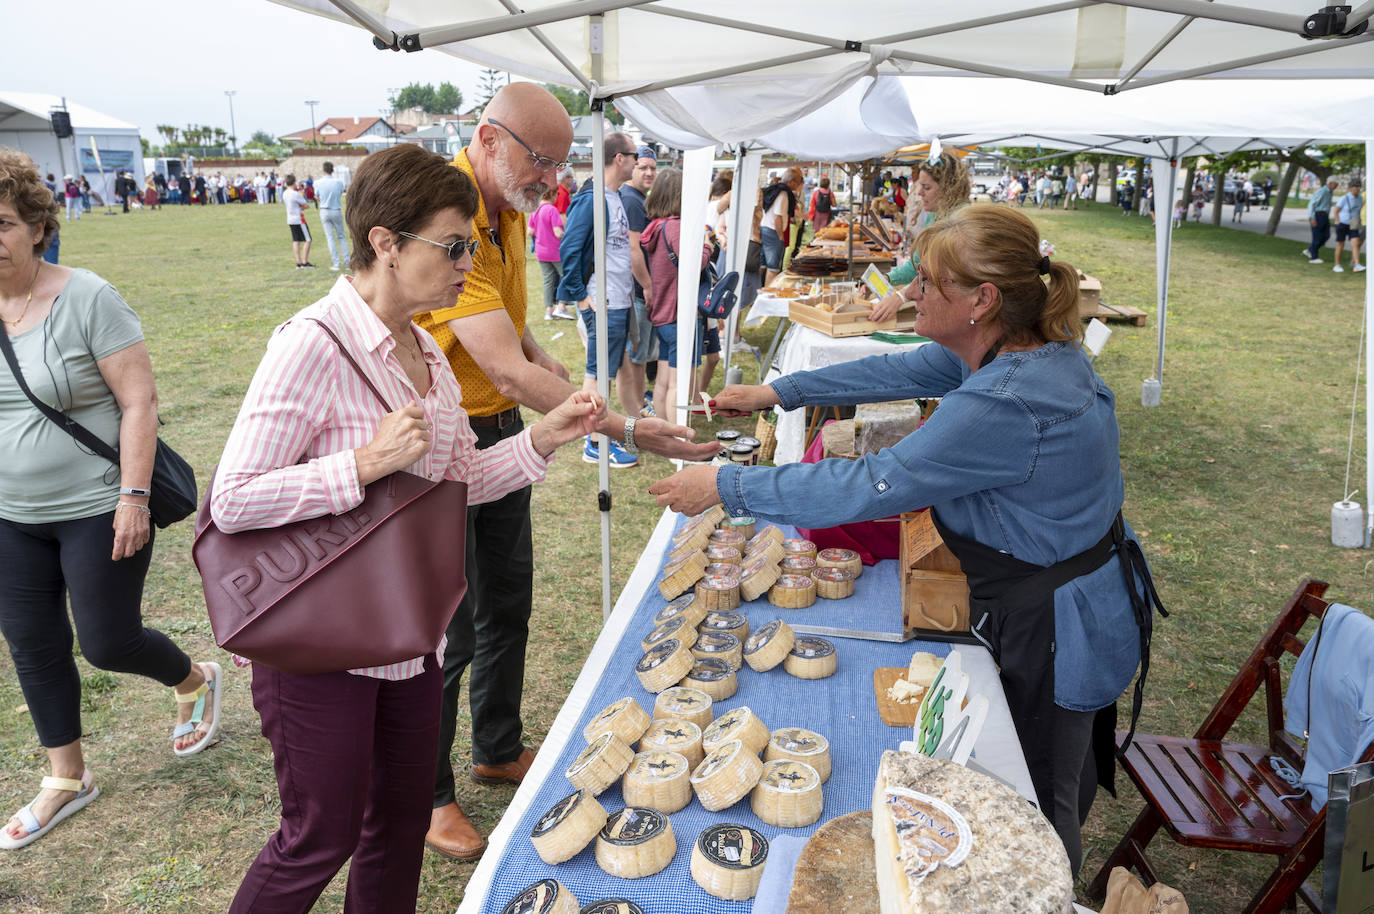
[769,343,967,411]
[719,381,1038,528]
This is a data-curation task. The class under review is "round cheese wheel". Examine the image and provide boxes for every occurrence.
[725,516,756,539]
[594,806,676,879]
[695,571,741,611]
[652,593,707,629]
[769,573,817,609]
[680,656,739,700]
[639,717,704,769]
[690,630,743,671]
[738,551,782,602]
[765,727,832,782]
[751,759,823,827]
[583,697,652,747]
[622,750,692,813]
[652,686,714,730]
[782,538,817,560]
[745,525,785,552]
[657,553,706,601]
[743,618,796,672]
[500,878,580,914]
[816,546,862,578]
[783,636,837,679]
[780,554,818,574]
[701,705,769,757]
[744,538,785,567]
[566,731,635,796]
[699,609,749,643]
[690,823,770,901]
[530,788,609,865]
[690,739,763,811]
[704,543,742,565]
[640,615,697,653]
[707,528,746,549]
[578,901,645,914]
[634,637,695,693]
[811,566,856,600]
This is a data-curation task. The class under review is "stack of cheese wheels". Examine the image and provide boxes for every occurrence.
[500,878,580,914]
[811,566,856,600]
[724,516,756,539]
[583,697,652,747]
[780,554,818,575]
[695,569,741,611]
[751,758,824,827]
[738,551,782,602]
[594,806,676,879]
[707,527,746,550]
[769,573,817,609]
[815,547,862,578]
[691,630,743,671]
[681,656,738,700]
[690,739,764,811]
[704,543,742,566]
[578,900,645,914]
[622,750,692,813]
[702,705,769,757]
[653,593,707,629]
[652,686,713,730]
[746,525,784,552]
[639,718,704,768]
[690,823,770,900]
[745,537,785,567]
[640,615,697,653]
[567,732,635,796]
[765,727,832,782]
[530,788,609,865]
[784,636,837,679]
[699,609,749,643]
[742,618,796,672]
[635,637,695,693]
[657,551,706,601]
[672,524,713,558]
[782,538,818,561]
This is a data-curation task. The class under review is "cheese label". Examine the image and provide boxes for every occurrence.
[701,610,745,632]
[790,636,835,659]
[783,538,816,554]
[699,571,740,590]
[644,719,698,748]
[703,708,749,743]
[772,727,826,755]
[654,594,699,626]
[694,740,741,779]
[629,750,688,780]
[740,553,773,578]
[746,527,781,550]
[695,632,740,654]
[686,657,732,681]
[761,759,818,791]
[812,566,853,583]
[531,790,584,837]
[780,556,817,573]
[599,806,666,845]
[636,639,681,672]
[705,543,741,562]
[697,823,769,869]
[644,617,687,647]
[744,619,782,654]
[579,901,645,914]
[657,686,708,715]
[501,878,565,914]
[883,786,973,885]
[589,697,633,730]
[817,547,858,563]
[707,528,745,546]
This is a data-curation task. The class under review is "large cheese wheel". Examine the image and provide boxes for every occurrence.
[530,789,608,865]
[640,615,697,653]
[622,750,692,813]
[566,732,635,796]
[690,739,763,812]
[594,806,676,879]
[690,630,743,671]
[765,727,832,782]
[583,697,652,747]
[499,878,580,914]
[816,546,862,578]
[743,618,796,672]
[701,705,769,757]
[699,609,749,643]
[639,718,704,769]
[690,823,769,900]
[634,637,695,693]
[680,655,739,700]
[651,686,713,730]
[752,759,823,827]
[652,593,707,629]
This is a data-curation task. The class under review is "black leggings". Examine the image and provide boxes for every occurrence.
[0,511,192,747]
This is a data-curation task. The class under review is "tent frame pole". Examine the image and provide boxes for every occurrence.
[1366,140,1373,546]
[1119,33,1374,91]
[590,21,614,621]
[408,0,655,47]
[494,0,595,93]
[720,147,747,385]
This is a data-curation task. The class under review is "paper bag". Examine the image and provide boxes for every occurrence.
[1101,867,1189,914]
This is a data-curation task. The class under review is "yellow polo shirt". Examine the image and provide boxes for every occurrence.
[414,147,528,418]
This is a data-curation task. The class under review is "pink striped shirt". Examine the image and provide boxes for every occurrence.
[212,275,550,680]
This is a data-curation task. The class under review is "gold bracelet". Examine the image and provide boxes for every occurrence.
[116,502,151,515]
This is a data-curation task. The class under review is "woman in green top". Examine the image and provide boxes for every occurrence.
[871,154,972,323]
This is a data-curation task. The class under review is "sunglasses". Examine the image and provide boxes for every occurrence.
[398,231,480,261]
[487,117,569,173]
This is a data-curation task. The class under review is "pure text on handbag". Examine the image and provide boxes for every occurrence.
[192,319,469,675]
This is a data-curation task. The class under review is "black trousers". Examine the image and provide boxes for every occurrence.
[0,511,191,747]
[433,418,535,807]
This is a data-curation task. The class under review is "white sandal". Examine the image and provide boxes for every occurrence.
[0,769,98,850]
[172,661,224,757]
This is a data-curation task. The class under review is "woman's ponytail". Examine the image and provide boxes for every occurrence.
[1038,260,1084,344]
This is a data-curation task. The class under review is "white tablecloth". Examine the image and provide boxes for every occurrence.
[741,291,793,329]
[771,325,930,464]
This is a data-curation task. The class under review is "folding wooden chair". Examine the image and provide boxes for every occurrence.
[1087,577,1374,913]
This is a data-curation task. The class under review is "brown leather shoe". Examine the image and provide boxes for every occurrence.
[470,746,537,786]
[425,802,486,860]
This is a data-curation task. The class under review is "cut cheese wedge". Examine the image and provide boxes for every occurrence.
[583,697,651,747]
[690,823,769,900]
[499,878,579,914]
[680,656,739,700]
[594,806,676,879]
[765,727,832,783]
[634,637,695,693]
[701,705,769,757]
[743,618,796,672]
[690,739,764,811]
[783,636,837,679]
[690,630,743,671]
[651,686,714,730]
[752,759,823,827]
[622,750,692,813]
[566,732,635,796]
[639,718,704,769]
[530,788,608,865]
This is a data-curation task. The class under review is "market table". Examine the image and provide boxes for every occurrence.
[455,508,1077,914]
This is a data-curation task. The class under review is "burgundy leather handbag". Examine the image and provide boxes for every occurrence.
[192,319,468,675]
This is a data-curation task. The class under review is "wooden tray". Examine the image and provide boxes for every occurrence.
[874,667,923,727]
[785,811,878,913]
[1082,300,1148,326]
[789,300,897,338]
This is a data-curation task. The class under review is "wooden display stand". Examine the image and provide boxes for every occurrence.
[899,510,974,643]
[1078,270,1148,326]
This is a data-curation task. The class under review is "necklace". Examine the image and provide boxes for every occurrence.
[1,264,40,328]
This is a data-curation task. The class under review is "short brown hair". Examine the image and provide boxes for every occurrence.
[646,167,683,221]
[0,148,61,256]
[346,144,479,272]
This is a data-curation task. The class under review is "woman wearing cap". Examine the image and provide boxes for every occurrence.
[649,204,1163,877]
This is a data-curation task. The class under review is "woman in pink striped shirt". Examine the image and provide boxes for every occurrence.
[213,144,603,914]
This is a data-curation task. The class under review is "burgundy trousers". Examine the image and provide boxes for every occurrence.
[229,653,441,914]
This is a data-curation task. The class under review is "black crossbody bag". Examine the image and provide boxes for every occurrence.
[0,328,196,528]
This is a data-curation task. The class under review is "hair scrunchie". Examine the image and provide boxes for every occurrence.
[1038,254,1052,275]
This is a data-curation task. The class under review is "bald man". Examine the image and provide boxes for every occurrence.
[414,82,715,861]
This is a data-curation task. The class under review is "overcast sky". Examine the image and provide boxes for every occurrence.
[9,0,496,141]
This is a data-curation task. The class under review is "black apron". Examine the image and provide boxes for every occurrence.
[929,510,1166,820]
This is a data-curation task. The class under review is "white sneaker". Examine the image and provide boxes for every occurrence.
[1309,257,1323,264]
[1333,264,1344,273]
[330,264,340,271]
[1355,264,1366,273]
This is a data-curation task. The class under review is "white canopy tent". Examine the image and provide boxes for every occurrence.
[270,1,1374,615]
[0,92,144,203]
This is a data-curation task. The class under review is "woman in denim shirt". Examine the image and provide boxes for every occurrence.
[651,204,1163,874]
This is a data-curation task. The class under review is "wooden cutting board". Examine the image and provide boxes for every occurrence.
[786,811,879,913]
[874,666,923,727]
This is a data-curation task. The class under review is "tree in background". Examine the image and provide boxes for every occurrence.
[477,69,506,111]
[541,82,624,126]
[390,81,465,114]
[157,124,179,147]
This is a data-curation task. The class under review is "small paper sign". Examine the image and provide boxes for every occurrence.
[862,263,894,299]
[909,650,987,766]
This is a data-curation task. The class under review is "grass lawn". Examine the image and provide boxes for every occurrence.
[0,198,1367,913]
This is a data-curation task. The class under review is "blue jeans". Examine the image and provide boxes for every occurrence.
[760,227,785,272]
[320,208,349,269]
[539,260,562,312]
[653,321,701,368]
[1308,212,1331,259]
[580,306,630,380]
[627,296,656,365]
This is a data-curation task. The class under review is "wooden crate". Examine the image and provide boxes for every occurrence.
[788,295,897,338]
[899,511,973,642]
[1077,270,1147,326]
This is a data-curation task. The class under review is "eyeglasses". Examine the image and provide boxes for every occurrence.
[398,231,480,261]
[487,117,569,173]
[914,265,961,296]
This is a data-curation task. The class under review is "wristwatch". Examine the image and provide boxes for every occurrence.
[622,417,641,453]
[119,486,152,497]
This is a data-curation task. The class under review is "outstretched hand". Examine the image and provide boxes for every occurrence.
[648,464,723,515]
[533,390,607,456]
[632,417,719,461]
[708,384,780,417]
